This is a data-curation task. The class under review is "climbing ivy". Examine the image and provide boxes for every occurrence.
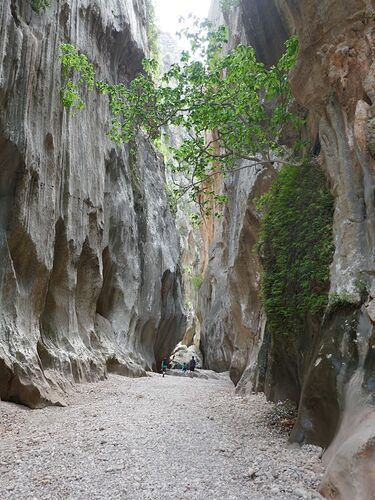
[31,0,49,13]
[257,163,334,337]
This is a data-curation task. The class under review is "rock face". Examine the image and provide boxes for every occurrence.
[273,0,375,440]
[200,0,277,388]
[158,31,183,73]
[202,0,375,495]
[0,0,185,408]
[281,1,375,494]
[319,372,375,499]
[169,342,203,369]
[199,163,275,385]
[157,29,204,367]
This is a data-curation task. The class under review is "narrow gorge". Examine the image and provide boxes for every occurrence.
[0,0,375,499]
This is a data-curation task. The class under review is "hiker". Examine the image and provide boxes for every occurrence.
[161,358,168,377]
[182,362,187,375]
[188,356,196,377]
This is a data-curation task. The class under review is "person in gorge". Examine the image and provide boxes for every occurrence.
[188,356,196,377]
[161,358,168,377]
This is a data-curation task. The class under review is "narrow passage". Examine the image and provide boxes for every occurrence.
[0,373,324,499]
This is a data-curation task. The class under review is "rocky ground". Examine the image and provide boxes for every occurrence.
[0,371,324,500]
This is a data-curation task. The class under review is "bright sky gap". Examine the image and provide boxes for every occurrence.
[153,0,212,34]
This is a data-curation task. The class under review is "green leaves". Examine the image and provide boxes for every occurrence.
[31,0,49,14]
[60,44,94,111]
[258,163,334,337]
[59,25,300,214]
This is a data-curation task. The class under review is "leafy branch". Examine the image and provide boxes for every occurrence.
[60,43,94,110]
[59,21,300,214]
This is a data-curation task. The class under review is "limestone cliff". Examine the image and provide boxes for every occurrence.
[279,1,375,495]
[201,0,375,495]
[198,160,275,384]
[200,0,280,389]
[158,31,203,368]
[0,0,185,408]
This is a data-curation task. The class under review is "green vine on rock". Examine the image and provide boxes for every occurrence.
[257,163,334,337]
[31,0,50,14]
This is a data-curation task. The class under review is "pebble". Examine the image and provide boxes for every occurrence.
[0,373,325,500]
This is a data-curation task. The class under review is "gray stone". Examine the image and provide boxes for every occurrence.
[201,0,375,495]
[0,0,185,407]
[170,343,203,369]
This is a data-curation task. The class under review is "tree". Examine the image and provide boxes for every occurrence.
[60,20,300,213]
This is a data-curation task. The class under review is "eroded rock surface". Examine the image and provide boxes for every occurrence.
[320,373,375,499]
[200,0,277,389]
[199,162,275,386]
[0,0,185,407]
[278,5,375,486]
[201,0,375,496]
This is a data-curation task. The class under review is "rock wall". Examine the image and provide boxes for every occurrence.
[0,0,185,408]
[279,0,375,494]
[202,0,375,494]
[199,161,275,384]
[199,0,279,387]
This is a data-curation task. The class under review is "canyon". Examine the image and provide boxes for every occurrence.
[1,0,375,498]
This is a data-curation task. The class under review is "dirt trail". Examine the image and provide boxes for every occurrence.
[0,372,324,499]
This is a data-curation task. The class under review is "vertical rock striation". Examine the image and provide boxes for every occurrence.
[158,31,204,368]
[0,0,185,408]
[199,0,279,389]
[202,0,375,495]
[199,161,275,385]
[279,1,375,494]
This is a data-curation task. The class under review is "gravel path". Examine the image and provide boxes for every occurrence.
[0,372,324,500]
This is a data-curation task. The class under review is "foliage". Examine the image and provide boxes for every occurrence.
[59,21,300,211]
[60,44,94,110]
[254,191,271,212]
[184,266,204,291]
[165,182,179,215]
[258,163,334,337]
[97,25,299,207]
[326,284,368,314]
[31,0,49,13]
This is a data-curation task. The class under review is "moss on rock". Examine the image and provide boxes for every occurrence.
[258,162,334,338]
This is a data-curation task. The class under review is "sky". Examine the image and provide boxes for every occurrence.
[153,0,212,34]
